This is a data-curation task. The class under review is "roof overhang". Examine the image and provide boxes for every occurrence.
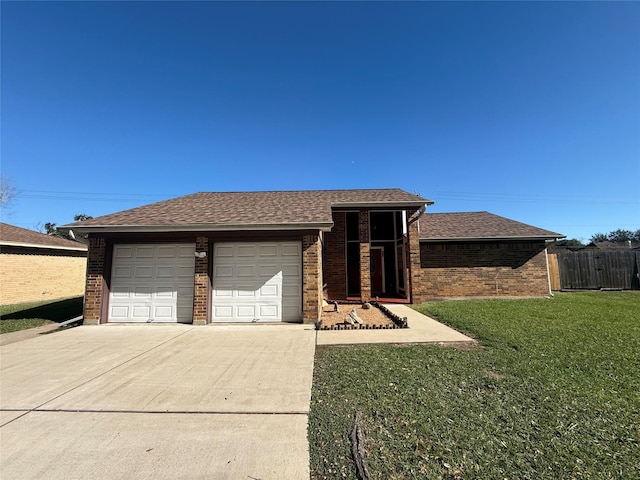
[420,235,565,242]
[62,221,334,235]
[331,200,433,209]
[0,240,88,252]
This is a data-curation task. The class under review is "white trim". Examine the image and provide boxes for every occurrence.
[0,241,87,252]
[419,236,563,242]
[63,222,334,234]
[331,201,430,208]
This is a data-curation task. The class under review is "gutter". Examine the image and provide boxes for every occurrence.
[331,200,433,209]
[419,235,565,242]
[61,221,335,235]
[0,241,88,252]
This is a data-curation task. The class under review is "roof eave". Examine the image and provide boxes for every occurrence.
[331,200,433,209]
[63,222,334,234]
[420,235,565,242]
[0,240,88,251]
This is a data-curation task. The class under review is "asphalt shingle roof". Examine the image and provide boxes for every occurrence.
[419,212,563,241]
[0,222,88,250]
[66,189,431,230]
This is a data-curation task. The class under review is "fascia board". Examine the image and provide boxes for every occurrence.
[419,235,565,242]
[63,222,334,234]
[0,241,88,251]
[331,200,433,209]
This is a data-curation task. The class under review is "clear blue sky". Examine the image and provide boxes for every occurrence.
[2,1,638,242]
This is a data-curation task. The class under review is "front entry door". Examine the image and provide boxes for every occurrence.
[370,247,385,294]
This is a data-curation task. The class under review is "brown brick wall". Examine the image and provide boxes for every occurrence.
[84,237,106,324]
[323,211,346,300]
[303,233,322,323]
[413,240,551,302]
[0,251,86,305]
[407,216,421,303]
[193,236,209,325]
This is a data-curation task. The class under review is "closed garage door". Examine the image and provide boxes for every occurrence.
[212,242,302,322]
[109,244,195,323]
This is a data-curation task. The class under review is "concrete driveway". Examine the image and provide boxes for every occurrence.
[0,324,316,479]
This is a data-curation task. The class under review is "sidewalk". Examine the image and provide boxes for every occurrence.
[0,323,61,346]
[316,304,474,346]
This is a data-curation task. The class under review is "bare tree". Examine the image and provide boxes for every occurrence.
[0,176,18,208]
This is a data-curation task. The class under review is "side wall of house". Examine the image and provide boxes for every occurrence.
[414,240,551,301]
[0,249,87,305]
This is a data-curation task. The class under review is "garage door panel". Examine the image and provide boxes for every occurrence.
[237,287,257,298]
[114,246,133,258]
[259,265,281,277]
[282,264,300,277]
[259,245,278,256]
[135,246,154,258]
[215,245,234,257]
[214,265,234,277]
[237,265,255,277]
[132,305,151,319]
[237,245,256,257]
[212,241,301,323]
[134,266,153,278]
[259,284,278,296]
[134,287,152,298]
[281,244,300,256]
[237,305,257,318]
[282,305,301,319]
[109,243,195,323]
[156,266,175,277]
[113,266,133,279]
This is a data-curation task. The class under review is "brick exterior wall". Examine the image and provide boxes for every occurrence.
[407,215,421,303]
[0,251,86,305]
[358,209,371,301]
[303,233,322,323]
[193,236,209,325]
[84,237,106,324]
[413,240,551,302]
[323,211,346,300]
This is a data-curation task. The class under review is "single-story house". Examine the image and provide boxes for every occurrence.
[0,222,88,305]
[63,189,562,325]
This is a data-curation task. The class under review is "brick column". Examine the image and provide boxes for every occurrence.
[192,236,209,325]
[84,236,106,325]
[302,233,322,324]
[407,215,422,304]
[359,209,371,302]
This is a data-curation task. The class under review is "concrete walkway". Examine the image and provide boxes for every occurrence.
[316,304,474,345]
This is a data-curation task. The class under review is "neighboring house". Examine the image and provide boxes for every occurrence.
[63,189,562,325]
[0,222,88,305]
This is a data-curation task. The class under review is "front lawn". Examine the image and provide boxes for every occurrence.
[0,296,83,334]
[309,292,640,479]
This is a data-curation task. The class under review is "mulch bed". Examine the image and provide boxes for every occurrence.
[317,302,408,330]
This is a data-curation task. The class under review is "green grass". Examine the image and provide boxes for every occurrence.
[0,296,83,334]
[309,292,640,479]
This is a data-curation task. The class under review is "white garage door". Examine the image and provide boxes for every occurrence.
[212,242,302,322]
[109,244,195,323]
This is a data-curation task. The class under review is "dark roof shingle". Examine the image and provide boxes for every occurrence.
[419,212,563,241]
[66,189,431,230]
[0,222,88,250]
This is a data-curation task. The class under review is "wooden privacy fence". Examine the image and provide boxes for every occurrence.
[548,250,640,290]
